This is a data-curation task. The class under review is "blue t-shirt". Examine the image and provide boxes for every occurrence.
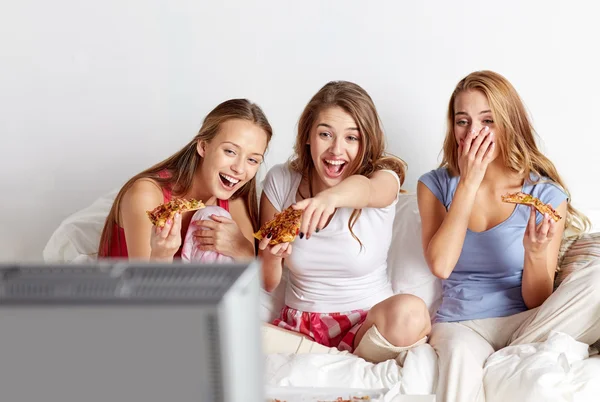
[418,167,568,323]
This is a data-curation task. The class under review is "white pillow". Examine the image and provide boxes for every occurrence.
[43,189,118,263]
[388,193,442,317]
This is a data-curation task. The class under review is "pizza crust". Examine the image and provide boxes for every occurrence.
[146,198,205,227]
[501,191,562,222]
[254,206,303,245]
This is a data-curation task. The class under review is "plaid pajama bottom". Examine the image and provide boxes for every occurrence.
[272,305,369,352]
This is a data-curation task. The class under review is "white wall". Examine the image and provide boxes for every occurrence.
[1,0,599,261]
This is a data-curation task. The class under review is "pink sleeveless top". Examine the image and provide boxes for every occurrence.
[102,173,229,259]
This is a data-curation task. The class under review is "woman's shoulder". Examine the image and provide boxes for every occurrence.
[418,166,452,183]
[526,174,569,204]
[417,167,457,207]
[265,162,299,182]
[122,178,165,209]
[262,162,301,211]
[115,178,165,227]
[263,162,301,194]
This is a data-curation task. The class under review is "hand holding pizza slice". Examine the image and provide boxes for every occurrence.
[254,205,303,246]
[501,192,562,222]
[146,198,205,228]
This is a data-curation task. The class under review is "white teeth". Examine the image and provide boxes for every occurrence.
[325,160,345,166]
[220,174,240,184]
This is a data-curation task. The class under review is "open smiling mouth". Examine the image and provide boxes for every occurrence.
[323,159,347,178]
[219,173,240,189]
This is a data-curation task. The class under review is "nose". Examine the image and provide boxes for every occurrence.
[329,137,343,156]
[471,123,488,136]
[230,156,245,175]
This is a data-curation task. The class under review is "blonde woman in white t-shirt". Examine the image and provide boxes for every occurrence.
[258,81,431,363]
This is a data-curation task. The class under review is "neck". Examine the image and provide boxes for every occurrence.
[480,159,523,190]
[185,162,216,204]
[308,167,329,196]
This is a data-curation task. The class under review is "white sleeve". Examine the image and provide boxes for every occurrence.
[379,169,401,206]
[261,163,292,212]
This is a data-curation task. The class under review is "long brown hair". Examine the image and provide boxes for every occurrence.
[290,81,407,246]
[98,99,273,256]
[440,70,590,234]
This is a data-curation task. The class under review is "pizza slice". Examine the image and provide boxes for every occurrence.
[146,198,205,227]
[254,205,303,245]
[501,191,562,222]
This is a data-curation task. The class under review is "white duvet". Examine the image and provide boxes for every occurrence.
[264,331,600,401]
[484,331,600,402]
[265,343,437,396]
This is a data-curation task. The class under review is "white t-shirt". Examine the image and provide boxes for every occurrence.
[262,163,397,313]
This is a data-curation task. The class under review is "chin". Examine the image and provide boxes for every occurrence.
[214,176,248,200]
[213,185,235,200]
[313,169,344,190]
[323,176,343,188]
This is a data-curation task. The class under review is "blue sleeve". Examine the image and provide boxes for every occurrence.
[532,181,569,225]
[418,168,449,209]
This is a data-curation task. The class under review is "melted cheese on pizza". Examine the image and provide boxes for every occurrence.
[146,198,205,227]
[254,206,303,245]
[501,191,562,222]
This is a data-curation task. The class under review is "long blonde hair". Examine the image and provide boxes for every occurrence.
[440,70,590,234]
[98,99,273,256]
[290,81,407,245]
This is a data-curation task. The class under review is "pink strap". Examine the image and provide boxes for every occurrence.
[217,198,229,212]
[157,170,172,203]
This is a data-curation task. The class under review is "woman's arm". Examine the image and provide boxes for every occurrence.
[417,128,494,279]
[294,170,400,237]
[521,201,567,308]
[324,170,400,209]
[417,181,478,279]
[258,192,289,292]
[120,179,179,262]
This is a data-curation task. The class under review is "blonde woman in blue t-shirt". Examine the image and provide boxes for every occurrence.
[417,70,599,402]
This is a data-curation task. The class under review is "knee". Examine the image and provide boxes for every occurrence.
[430,329,467,358]
[430,323,495,366]
[586,264,600,304]
[370,294,431,347]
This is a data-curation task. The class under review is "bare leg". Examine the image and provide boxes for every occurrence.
[353,294,431,363]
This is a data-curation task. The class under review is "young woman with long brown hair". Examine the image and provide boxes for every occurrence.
[99,98,272,262]
[259,81,431,364]
[417,70,599,402]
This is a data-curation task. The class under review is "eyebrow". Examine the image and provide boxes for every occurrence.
[455,110,492,117]
[222,141,264,157]
[317,123,359,131]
